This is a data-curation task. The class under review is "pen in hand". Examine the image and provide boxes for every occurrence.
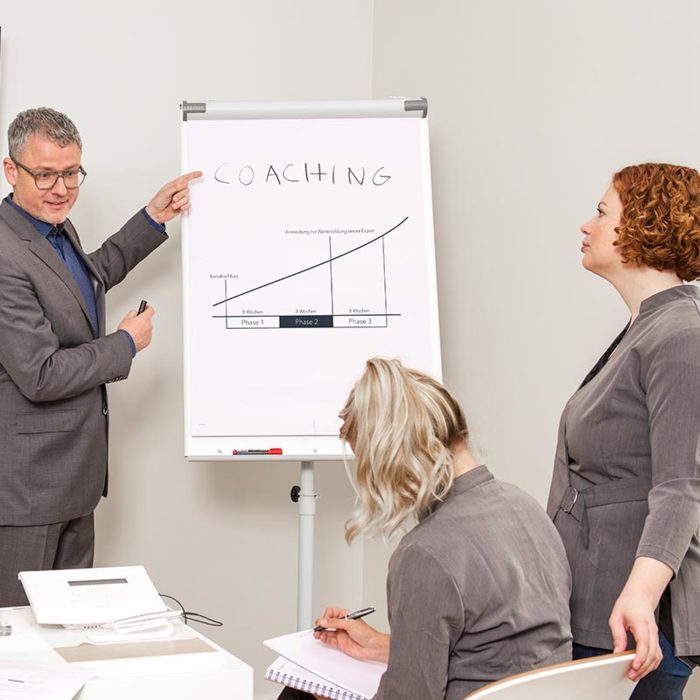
[137,300,148,315]
[314,606,376,632]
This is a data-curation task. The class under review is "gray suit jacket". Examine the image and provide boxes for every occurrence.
[0,200,166,526]
[547,285,700,657]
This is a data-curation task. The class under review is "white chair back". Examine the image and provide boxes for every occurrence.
[465,652,637,699]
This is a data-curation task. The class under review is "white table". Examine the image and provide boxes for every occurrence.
[0,607,253,699]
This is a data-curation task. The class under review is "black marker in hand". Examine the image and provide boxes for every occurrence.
[137,300,148,315]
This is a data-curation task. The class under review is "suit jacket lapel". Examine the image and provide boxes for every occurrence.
[0,201,99,337]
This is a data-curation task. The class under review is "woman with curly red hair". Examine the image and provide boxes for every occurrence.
[548,163,700,698]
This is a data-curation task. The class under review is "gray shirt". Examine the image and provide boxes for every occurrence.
[547,285,700,656]
[374,465,572,700]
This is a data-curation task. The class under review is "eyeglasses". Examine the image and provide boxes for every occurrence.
[12,158,87,190]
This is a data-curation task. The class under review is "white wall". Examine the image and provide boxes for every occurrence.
[373,0,700,499]
[3,1,700,696]
[0,3,376,698]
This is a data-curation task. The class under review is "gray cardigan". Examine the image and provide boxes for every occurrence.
[374,466,572,700]
[547,285,700,656]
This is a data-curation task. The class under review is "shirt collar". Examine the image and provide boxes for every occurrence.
[448,464,495,496]
[638,284,700,317]
[4,194,64,238]
[420,464,494,520]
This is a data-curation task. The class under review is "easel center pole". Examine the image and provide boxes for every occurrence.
[297,460,317,630]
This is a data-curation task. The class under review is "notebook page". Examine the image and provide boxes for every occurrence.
[264,629,386,698]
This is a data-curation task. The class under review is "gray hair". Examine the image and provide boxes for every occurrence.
[8,107,82,159]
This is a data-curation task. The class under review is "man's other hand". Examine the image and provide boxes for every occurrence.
[118,306,155,352]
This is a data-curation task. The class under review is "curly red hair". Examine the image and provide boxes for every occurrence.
[612,163,700,281]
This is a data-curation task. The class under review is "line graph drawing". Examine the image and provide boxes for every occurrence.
[211,217,407,330]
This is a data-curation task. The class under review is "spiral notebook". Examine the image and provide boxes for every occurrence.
[264,629,386,699]
[265,656,368,700]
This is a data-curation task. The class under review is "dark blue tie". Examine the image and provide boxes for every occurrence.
[48,226,99,334]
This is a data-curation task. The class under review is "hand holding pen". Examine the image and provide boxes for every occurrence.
[313,606,375,632]
[117,300,154,353]
[313,606,389,664]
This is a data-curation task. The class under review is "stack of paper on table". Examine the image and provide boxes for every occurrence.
[0,660,95,700]
[264,629,386,700]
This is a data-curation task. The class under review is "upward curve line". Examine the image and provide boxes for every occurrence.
[212,216,408,307]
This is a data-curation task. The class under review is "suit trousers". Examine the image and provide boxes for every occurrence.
[0,513,94,606]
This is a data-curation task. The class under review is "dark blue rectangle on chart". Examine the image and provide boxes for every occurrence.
[279,315,334,328]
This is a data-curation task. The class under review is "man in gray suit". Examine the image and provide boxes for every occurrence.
[0,107,200,605]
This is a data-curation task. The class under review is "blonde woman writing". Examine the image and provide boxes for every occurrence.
[279,358,572,700]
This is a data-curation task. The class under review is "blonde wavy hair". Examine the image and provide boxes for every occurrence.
[613,163,700,281]
[340,358,468,543]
